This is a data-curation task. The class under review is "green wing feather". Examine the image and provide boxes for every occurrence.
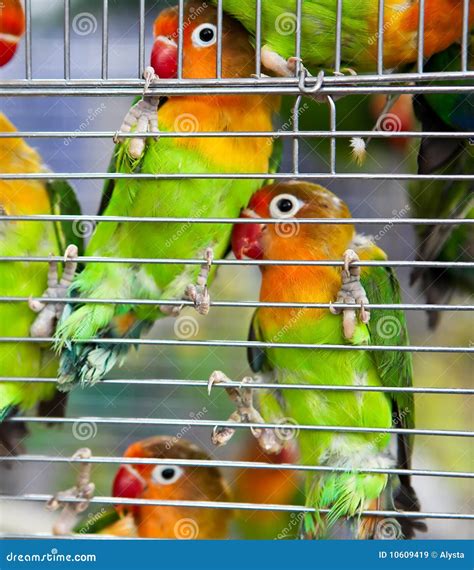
[46,179,84,255]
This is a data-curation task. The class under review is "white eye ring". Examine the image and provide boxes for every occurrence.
[191,23,217,48]
[269,193,302,219]
[151,465,184,485]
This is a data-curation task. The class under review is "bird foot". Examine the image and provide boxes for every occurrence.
[114,66,160,159]
[184,247,214,316]
[28,244,78,338]
[261,46,299,78]
[47,448,95,536]
[330,249,370,341]
[208,370,283,454]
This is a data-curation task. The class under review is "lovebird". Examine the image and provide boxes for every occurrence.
[410,41,474,328]
[0,113,82,454]
[55,0,280,389]
[73,436,232,539]
[212,181,426,539]
[0,0,24,67]
[211,0,473,75]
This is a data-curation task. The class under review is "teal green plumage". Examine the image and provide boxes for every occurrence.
[235,182,424,538]
[212,0,473,72]
[0,113,82,451]
[55,4,280,388]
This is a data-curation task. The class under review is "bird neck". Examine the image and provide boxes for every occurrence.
[158,94,280,172]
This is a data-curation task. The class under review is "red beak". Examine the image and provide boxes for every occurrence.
[112,465,146,514]
[150,35,178,79]
[231,209,265,260]
[0,0,25,67]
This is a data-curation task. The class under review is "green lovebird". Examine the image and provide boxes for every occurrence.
[0,113,82,454]
[410,41,474,328]
[211,0,473,75]
[55,1,279,389]
[214,181,427,539]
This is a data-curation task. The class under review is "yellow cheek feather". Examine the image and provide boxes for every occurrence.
[158,95,279,173]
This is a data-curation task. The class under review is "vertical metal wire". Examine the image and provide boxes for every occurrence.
[376,0,384,74]
[255,0,262,77]
[177,0,185,79]
[334,0,343,73]
[417,0,425,73]
[327,96,337,174]
[138,0,146,78]
[216,0,223,78]
[461,0,470,71]
[64,0,70,80]
[292,96,302,175]
[295,0,303,75]
[24,0,32,80]
[101,0,109,80]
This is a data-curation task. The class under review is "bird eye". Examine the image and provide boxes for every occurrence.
[269,193,301,219]
[151,465,184,485]
[191,23,217,48]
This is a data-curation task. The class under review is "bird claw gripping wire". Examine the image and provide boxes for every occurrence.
[184,247,214,316]
[208,370,283,454]
[28,244,78,338]
[330,249,370,341]
[114,66,160,160]
[47,448,95,536]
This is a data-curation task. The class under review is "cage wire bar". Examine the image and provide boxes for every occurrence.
[0,0,473,537]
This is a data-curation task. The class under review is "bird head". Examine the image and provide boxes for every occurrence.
[232,181,355,262]
[151,0,255,79]
[112,436,232,538]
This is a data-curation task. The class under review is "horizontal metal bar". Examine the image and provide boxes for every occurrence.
[1,85,473,97]
[1,377,471,395]
[1,130,473,140]
[1,454,471,479]
[0,256,471,269]
[7,416,472,437]
[0,337,471,354]
[0,172,472,182]
[0,297,471,313]
[1,494,471,520]
[1,215,472,226]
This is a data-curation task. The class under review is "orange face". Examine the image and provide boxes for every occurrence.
[111,436,232,539]
[232,181,355,262]
[150,0,255,79]
[0,0,25,67]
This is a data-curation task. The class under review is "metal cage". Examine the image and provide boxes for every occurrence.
[0,0,472,540]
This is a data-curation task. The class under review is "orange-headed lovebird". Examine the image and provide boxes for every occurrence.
[55,0,280,389]
[0,0,24,67]
[224,181,426,539]
[75,436,232,539]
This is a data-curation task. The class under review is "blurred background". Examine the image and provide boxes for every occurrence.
[0,0,472,539]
